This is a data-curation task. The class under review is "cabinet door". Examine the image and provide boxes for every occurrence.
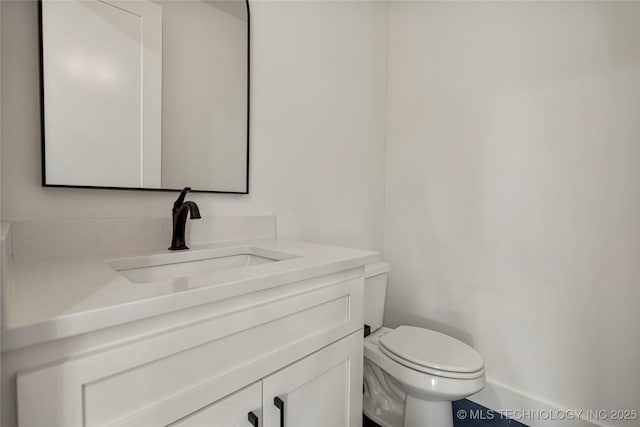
[262,331,363,427]
[170,382,261,427]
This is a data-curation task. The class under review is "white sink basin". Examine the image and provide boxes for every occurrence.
[108,246,299,283]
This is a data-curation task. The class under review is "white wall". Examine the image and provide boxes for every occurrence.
[0,0,389,252]
[384,1,640,421]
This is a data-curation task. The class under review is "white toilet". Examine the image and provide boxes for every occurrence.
[363,262,485,427]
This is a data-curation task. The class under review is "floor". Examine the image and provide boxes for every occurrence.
[363,399,529,427]
[452,400,528,427]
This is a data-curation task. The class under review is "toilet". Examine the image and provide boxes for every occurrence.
[363,262,485,427]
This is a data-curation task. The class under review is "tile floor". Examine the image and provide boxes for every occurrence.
[363,399,529,427]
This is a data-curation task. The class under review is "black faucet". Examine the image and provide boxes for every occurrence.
[169,187,201,251]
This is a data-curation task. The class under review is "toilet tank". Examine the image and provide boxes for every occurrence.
[364,261,391,333]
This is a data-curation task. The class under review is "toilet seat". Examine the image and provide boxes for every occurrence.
[379,326,484,380]
[364,327,486,405]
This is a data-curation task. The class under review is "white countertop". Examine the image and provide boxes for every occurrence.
[2,239,379,351]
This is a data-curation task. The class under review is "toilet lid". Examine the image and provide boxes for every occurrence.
[379,326,483,374]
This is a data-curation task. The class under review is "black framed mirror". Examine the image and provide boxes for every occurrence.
[39,0,250,193]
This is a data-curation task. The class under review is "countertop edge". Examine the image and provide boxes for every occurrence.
[2,250,379,352]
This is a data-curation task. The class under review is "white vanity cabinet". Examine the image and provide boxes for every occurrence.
[13,269,365,427]
[170,382,262,427]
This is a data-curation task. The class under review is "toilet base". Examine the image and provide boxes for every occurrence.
[364,396,454,427]
[363,327,485,427]
[403,395,453,427]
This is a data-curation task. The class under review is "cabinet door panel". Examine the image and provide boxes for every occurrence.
[262,331,363,427]
[170,382,261,427]
[282,361,348,427]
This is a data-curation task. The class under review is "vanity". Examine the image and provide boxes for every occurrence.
[0,217,379,427]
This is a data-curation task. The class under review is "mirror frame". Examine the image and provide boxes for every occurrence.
[38,0,250,194]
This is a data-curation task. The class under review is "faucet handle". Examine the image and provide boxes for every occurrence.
[173,187,192,212]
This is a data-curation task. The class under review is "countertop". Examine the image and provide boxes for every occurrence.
[2,239,379,351]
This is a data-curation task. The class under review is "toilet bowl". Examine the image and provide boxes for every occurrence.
[363,263,485,427]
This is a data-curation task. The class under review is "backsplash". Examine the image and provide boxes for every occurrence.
[5,216,276,262]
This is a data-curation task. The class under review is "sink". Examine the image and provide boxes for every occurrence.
[108,246,299,283]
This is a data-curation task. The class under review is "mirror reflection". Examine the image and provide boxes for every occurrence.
[41,0,249,193]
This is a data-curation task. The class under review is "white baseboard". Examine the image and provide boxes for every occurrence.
[468,378,608,427]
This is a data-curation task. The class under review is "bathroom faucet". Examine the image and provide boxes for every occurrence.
[169,187,201,251]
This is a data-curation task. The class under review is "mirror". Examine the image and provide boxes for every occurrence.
[39,0,249,193]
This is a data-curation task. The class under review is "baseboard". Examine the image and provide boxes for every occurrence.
[469,378,609,427]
